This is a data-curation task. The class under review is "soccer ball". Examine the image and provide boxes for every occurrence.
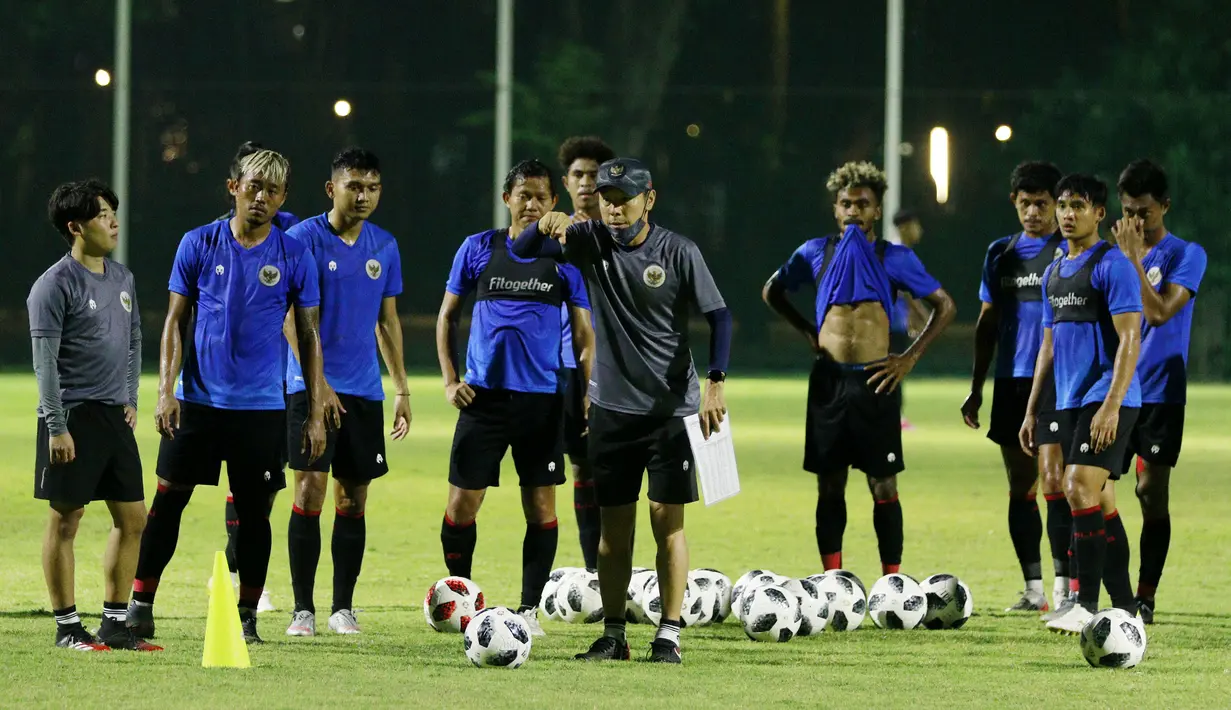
[690,568,733,624]
[1080,608,1147,668]
[540,567,581,621]
[815,574,866,631]
[627,568,656,624]
[642,576,707,627]
[868,573,927,630]
[809,569,867,597]
[920,573,973,630]
[463,607,532,668]
[554,569,604,624]
[740,584,802,642]
[782,578,826,636]
[424,576,485,633]
[732,570,787,621]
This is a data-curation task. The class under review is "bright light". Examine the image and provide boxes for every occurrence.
[929,126,950,204]
[333,99,352,118]
[685,123,701,138]
[995,124,1013,142]
[94,69,112,87]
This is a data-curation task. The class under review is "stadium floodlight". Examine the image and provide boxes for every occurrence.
[995,124,1013,142]
[929,126,949,204]
[333,99,352,117]
[95,69,112,87]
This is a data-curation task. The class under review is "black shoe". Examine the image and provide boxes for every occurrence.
[98,617,164,651]
[646,638,682,664]
[574,636,630,661]
[55,624,110,652]
[240,608,264,644]
[126,601,156,639]
[1136,597,1155,625]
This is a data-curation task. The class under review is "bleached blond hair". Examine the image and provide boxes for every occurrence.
[237,149,290,187]
[826,161,888,201]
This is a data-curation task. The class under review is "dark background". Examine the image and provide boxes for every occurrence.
[3,0,1227,375]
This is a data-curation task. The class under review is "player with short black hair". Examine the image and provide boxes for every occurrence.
[515,157,732,664]
[1018,174,1143,634]
[283,147,411,637]
[556,135,614,568]
[128,149,331,645]
[1111,159,1206,624]
[437,159,593,638]
[961,161,1073,614]
[763,161,956,578]
[29,180,160,652]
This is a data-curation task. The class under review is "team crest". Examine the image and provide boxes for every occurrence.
[120,291,132,313]
[1146,266,1162,287]
[259,265,281,287]
[609,163,625,178]
[642,264,666,288]
[88,299,97,310]
[366,259,382,280]
[215,264,225,276]
[328,260,338,272]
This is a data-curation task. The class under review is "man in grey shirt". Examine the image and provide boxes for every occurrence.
[27,180,159,652]
[513,157,732,664]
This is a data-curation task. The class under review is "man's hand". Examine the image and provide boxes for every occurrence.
[390,393,412,440]
[1089,402,1120,454]
[538,212,573,240]
[1018,413,1037,457]
[49,432,76,465]
[581,395,590,438]
[301,413,327,463]
[1112,216,1146,262]
[865,353,918,395]
[446,381,476,410]
[700,381,727,439]
[960,390,982,429]
[323,383,347,431]
[124,405,138,430]
[155,393,181,438]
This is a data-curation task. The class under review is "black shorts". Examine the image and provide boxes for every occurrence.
[448,387,565,490]
[156,401,287,493]
[562,367,588,461]
[1122,403,1185,472]
[1057,404,1140,479]
[286,391,388,481]
[587,405,698,507]
[35,403,144,506]
[804,357,904,478]
[988,377,1062,447]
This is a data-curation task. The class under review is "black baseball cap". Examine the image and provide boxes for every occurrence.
[596,158,653,197]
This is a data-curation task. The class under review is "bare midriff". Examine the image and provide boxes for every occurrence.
[818,302,891,364]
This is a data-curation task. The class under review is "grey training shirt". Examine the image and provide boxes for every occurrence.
[27,255,141,434]
[562,221,725,417]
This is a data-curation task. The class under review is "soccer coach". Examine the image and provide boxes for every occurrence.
[512,158,731,664]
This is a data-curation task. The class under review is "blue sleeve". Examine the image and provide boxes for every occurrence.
[561,264,590,311]
[1041,263,1055,327]
[979,240,1005,304]
[1099,252,1143,316]
[1167,243,1206,295]
[290,247,321,308]
[445,237,478,296]
[775,241,821,293]
[885,245,943,298]
[168,234,199,296]
[705,307,733,372]
[383,240,404,298]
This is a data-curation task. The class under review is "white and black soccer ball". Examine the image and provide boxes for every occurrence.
[424,576,485,633]
[782,578,826,636]
[690,568,733,624]
[815,574,866,632]
[554,569,604,624]
[626,568,655,624]
[1080,608,1147,668]
[733,571,787,622]
[642,576,707,628]
[920,573,974,630]
[463,607,532,668]
[809,569,867,598]
[741,584,802,642]
[868,573,927,630]
[540,567,582,621]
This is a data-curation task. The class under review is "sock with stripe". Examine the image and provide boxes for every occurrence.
[1072,505,1106,613]
[224,494,239,574]
[1102,510,1135,612]
[574,479,601,570]
[1008,494,1043,584]
[872,495,903,574]
[440,514,476,579]
[603,617,627,643]
[133,484,194,604]
[288,506,322,614]
[815,494,846,566]
[231,490,273,607]
[656,618,681,647]
[102,601,127,623]
[332,508,366,613]
[1137,515,1170,601]
[521,519,559,609]
[53,605,81,631]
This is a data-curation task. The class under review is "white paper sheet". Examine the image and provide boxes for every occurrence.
[683,413,740,506]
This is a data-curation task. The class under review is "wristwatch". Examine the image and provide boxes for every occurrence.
[707,370,726,383]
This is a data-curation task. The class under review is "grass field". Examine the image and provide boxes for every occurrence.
[2,374,1229,708]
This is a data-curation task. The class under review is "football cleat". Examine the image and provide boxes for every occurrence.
[1136,597,1155,625]
[519,607,546,637]
[646,638,682,664]
[126,601,156,639]
[1004,589,1049,613]
[1046,603,1093,635]
[98,618,163,651]
[56,625,110,652]
[574,636,630,661]
[240,608,264,644]
[257,590,277,614]
[286,610,316,637]
[328,609,361,635]
[1041,594,1076,623]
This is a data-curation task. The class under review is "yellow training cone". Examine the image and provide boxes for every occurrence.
[202,551,251,668]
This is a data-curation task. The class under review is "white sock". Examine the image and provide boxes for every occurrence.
[1054,577,1070,601]
[1026,579,1044,595]
[655,619,681,646]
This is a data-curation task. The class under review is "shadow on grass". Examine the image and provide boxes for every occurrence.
[0,609,50,618]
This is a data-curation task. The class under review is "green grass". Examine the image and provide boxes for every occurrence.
[1,374,1229,708]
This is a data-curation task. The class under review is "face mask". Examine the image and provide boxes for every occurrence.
[606,216,646,246]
